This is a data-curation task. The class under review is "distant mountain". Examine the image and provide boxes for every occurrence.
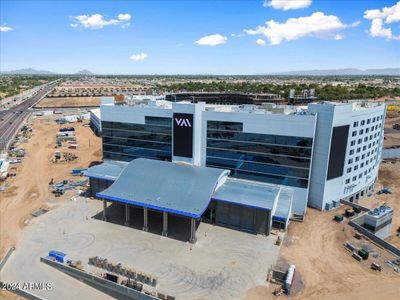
[273,68,400,76]
[1,68,56,75]
[75,69,94,75]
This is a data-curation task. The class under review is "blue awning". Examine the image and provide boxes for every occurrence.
[96,158,230,218]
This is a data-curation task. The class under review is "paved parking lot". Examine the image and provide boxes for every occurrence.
[1,198,281,300]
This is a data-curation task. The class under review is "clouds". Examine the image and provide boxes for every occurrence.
[0,25,13,32]
[130,53,148,61]
[245,12,349,45]
[195,34,227,46]
[118,14,131,22]
[264,0,312,11]
[256,38,266,46]
[70,13,131,29]
[364,1,400,40]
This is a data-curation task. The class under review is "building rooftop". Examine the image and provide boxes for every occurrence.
[313,100,384,110]
[84,160,128,181]
[366,204,393,218]
[86,159,293,220]
[212,178,280,211]
[96,158,230,218]
[90,108,101,119]
[102,99,311,116]
[102,95,384,116]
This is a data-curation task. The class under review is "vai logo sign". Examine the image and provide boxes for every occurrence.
[173,113,193,158]
[175,117,192,127]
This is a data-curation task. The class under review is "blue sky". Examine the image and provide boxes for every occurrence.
[0,0,399,74]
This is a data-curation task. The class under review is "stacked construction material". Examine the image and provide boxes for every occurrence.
[89,256,157,287]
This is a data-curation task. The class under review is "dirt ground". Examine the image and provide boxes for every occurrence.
[0,115,101,257]
[35,97,100,108]
[383,114,400,148]
[246,164,400,300]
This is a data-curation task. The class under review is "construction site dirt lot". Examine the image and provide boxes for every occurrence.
[246,165,400,300]
[0,115,102,258]
[35,97,100,108]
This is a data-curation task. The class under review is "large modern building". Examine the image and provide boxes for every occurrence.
[86,98,385,242]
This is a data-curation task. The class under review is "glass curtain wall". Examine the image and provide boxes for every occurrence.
[206,121,313,188]
[102,116,172,162]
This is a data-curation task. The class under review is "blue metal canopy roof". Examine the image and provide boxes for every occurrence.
[96,158,230,218]
[273,188,293,222]
[84,160,128,181]
[212,178,280,211]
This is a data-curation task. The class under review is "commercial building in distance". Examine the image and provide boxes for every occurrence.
[165,92,282,105]
[86,98,385,242]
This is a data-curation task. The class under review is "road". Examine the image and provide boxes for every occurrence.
[0,82,58,151]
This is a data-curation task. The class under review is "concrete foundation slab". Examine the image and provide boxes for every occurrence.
[0,197,281,300]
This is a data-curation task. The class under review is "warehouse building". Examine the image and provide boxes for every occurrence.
[86,98,385,242]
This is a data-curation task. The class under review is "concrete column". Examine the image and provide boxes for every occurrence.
[102,200,107,221]
[162,211,168,237]
[143,207,149,232]
[189,218,197,244]
[265,209,271,236]
[124,204,130,226]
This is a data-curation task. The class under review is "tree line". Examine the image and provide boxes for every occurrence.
[162,81,400,100]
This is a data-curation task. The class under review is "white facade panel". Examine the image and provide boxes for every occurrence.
[101,104,171,124]
[308,102,386,209]
[204,111,316,138]
[99,100,386,215]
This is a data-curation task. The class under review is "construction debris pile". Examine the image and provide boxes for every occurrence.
[15,124,33,144]
[8,147,25,158]
[51,179,88,196]
[53,150,78,163]
[67,259,83,270]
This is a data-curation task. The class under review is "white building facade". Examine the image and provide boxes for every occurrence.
[98,100,385,218]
